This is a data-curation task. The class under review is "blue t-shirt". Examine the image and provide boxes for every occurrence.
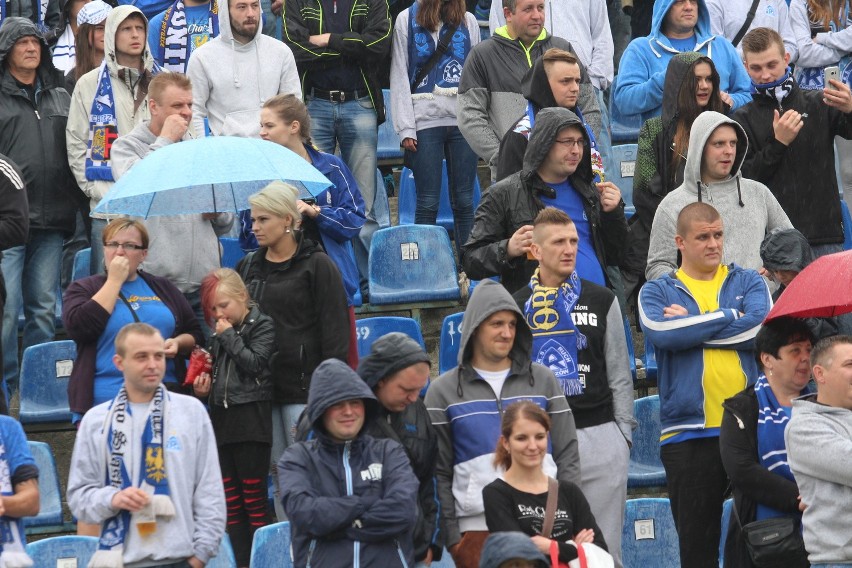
[0,416,36,538]
[93,278,178,405]
[148,3,216,68]
[667,35,697,52]
[541,180,606,286]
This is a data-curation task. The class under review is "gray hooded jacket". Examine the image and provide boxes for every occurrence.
[646,111,792,281]
[424,279,579,548]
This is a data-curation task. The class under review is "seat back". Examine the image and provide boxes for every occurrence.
[610,75,644,144]
[609,144,638,218]
[631,395,663,468]
[72,248,91,281]
[19,341,75,425]
[355,316,425,357]
[368,225,460,304]
[439,312,465,374]
[622,498,681,567]
[220,237,246,269]
[250,522,293,568]
[720,498,733,566]
[398,162,483,236]
[842,200,852,250]
[26,535,99,568]
[23,441,63,530]
[207,534,237,568]
[643,334,658,381]
[377,89,403,161]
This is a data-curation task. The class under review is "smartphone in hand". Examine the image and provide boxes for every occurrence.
[825,66,840,89]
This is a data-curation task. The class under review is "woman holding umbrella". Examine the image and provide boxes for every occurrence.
[237,180,351,521]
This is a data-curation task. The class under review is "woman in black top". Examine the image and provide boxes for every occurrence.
[483,401,607,563]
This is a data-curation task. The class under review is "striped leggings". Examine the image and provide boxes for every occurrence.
[219,442,272,567]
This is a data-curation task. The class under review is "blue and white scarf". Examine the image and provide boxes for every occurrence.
[755,374,809,520]
[0,434,32,568]
[796,0,852,90]
[85,62,118,182]
[527,104,604,183]
[752,67,795,107]
[524,268,588,396]
[407,2,471,98]
[91,385,175,568]
[157,0,219,73]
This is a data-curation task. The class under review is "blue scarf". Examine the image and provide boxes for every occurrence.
[524,268,587,396]
[527,104,604,183]
[85,62,118,182]
[754,374,808,520]
[157,0,219,73]
[407,2,471,96]
[0,430,32,567]
[796,1,852,90]
[91,385,175,568]
[752,67,795,106]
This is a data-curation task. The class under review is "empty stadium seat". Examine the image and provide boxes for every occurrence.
[397,162,483,236]
[72,248,91,281]
[622,498,681,568]
[439,312,465,374]
[842,200,852,251]
[23,441,63,532]
[250,522,293,568]
[19,341,75,427]
[377,90,403,163]
[720,498,733,567]
[220,237,246,269]
[207,533,237,568]
[609,144,638,218]
[627,395,666,489]
[610,75,643,144]
[368,225,461,305]
[643,334,658,382]
[355,316,425,357]
[27,535,99,568]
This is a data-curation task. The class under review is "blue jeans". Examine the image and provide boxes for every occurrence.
[307,94,378,297]
[1,230,64,392]
[406,126,477,255]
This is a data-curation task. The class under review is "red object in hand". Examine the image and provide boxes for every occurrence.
[184,347,212,386]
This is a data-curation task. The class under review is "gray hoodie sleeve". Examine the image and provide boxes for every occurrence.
[390,10,418,141]
[539,368,581,482]
[186,56,211,137]
[111,132,176,180]
[458,48,501,166]
[578,81,601,141]
[424,381,462,549]
[645,199,679,281]
[761,183,793,232]
[189,404,227,564]
[67,407,122,525]
[604,298,637,445]
[786,408,852,488]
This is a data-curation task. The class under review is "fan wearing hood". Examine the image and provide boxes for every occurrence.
[612,0,752,125]
[646,111,792,282]
[278,359,419,567]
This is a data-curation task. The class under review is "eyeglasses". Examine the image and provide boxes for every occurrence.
[554,138,587,148]
[104,241,145,251]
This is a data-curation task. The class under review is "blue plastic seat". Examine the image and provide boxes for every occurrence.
[439,312,465,374]
[610,75,643,144]
[624,316,637,381]
[627,395,667,489]
[622,498,681,567]
[398,162,483,236]
[355,316,425,357]
[26,535,99,568]
[220,237,246,269]
[250,521,293,568]
[377,89,403,162]
[842,200,852,251]
[72,248,91,281]
[19,341,75,426]
[609,144,638,218]
[720,498,733,567]
[207,533,237,568]
[23,441,63,531]
[643,334,658,382]
[368,225,461,305]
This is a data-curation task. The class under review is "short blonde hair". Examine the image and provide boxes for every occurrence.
[103,218,149,249]
[248,181,300,230]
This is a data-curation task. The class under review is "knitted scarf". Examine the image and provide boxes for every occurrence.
[752,67,795,107]
[524,268,587,396]
[157,0,219,73]
[0,433,32,568]
[90,385,175,568]
[85,62,118,182]
[407,2,471,98]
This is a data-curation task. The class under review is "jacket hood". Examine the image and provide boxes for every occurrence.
[522,106,593,181]
[661,51,705,125]
[216,0,262,46]
[479,532,548,568]
[760,228,813,272]
[521,51,588,112]
[459,279,532,365]
[357,332,430,389]
[650,0,711,44]
[104,6,154,75]
[306,359,378,431]
[682,110,748,195]
[0,18,64,87]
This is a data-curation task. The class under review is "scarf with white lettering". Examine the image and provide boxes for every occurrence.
[85,62,118,182]
[407,2,470,97]
[157,0,219,73]
[752,67,795,107]
[524,268,587,396]
[0,434,32,568]
[90,385,175,568]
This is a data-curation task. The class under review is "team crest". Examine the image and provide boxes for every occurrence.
[145,447,167,483]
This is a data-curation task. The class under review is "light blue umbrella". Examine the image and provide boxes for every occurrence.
[92,136,332,218]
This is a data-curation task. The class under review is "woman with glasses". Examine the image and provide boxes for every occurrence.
[62,218,203,421]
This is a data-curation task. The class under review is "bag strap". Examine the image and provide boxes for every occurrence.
[118,291,141,323]
[732,0,761,47]
[541,476,559,539]
[409,24,459,92]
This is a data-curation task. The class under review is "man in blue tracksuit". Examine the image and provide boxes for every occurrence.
[638,202,771,568]
[279,358,418,567]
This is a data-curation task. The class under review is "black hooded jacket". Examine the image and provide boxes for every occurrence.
[0,17,81,234]
[462,107,628,294]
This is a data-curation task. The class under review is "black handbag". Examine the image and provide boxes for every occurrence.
[733,504,808,567]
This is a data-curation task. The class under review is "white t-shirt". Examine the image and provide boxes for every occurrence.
[473,367,511,399]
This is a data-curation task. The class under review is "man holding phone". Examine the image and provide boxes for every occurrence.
[734,27,852,258]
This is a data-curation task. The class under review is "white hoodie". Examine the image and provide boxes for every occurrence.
[186,0,301,137]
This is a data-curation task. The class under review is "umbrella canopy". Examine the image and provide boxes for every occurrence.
[765,250,852,321]
[93,136,332,218]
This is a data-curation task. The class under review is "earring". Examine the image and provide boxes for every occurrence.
[768,369,773,376]
[285,227,291,233]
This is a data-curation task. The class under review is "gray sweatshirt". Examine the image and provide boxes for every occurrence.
[786,395,852,563]
[706,0,798,62]
[67,391,226,566]
[646,111,792,281]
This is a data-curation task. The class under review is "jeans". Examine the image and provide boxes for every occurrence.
[307,94,378,297]
[260,0,282,39]
[1,229,64,392]
[270,402,306,521]
[406,126,477,256]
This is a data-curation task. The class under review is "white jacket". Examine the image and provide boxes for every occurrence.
[706,0,798,62]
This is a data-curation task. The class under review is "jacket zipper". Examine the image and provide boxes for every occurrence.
[343,441,361,567]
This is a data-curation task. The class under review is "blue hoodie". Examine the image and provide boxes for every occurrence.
[613,0,752,124]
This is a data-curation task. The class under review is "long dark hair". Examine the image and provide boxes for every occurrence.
[416,0,466,31]
[73,22,104,81]
[671,56,726,184]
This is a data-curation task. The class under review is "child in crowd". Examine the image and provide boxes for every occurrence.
[193,268,276,568]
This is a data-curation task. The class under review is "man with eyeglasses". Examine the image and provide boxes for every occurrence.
[613,0,752,125]
[462,106,627,294]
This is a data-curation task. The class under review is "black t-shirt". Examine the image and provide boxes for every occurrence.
[482,478,607,563]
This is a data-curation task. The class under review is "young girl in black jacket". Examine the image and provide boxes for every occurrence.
[193,268,276,568]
